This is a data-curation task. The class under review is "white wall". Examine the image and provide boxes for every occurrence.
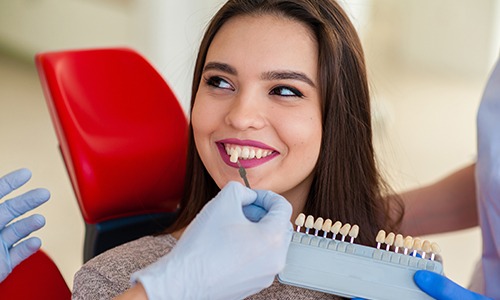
[0,0,224,112]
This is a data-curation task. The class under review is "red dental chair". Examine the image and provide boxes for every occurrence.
[0,250,71,299]
[35,48,188,262]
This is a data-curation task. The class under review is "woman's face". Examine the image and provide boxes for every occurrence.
[192,14,322,211]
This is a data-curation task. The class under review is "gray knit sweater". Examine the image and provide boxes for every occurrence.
[72,234,339,299]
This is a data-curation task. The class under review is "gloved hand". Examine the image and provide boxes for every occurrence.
[131,181,293,300]
[414,270,492,300]
[0,169,49,282]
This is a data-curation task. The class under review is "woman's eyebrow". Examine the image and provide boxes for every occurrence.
[261,71,316,88]
[203,62,237,75]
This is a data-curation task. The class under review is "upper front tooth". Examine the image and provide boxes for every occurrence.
[255,149,263,159]
[241,147,250,159]
[249,148,256,159]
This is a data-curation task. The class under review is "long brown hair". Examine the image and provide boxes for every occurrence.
[168,0,403,246]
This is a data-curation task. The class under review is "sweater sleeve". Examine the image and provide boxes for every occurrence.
[71,235,177,300]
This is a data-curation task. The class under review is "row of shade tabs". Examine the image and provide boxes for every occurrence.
[294,213,441,261]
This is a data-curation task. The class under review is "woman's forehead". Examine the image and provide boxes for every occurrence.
[205,14,319,81]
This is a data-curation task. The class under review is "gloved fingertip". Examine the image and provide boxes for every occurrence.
[25,237,42,250]
[33,188,51,203]
[32,214,46,227]
[413,270,429,284]
[15,168,32,178]
[242,204,267,222]
[7,168,32,186]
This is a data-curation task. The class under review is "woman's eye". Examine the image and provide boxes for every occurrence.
[270,86,304,97]
[205,76,233,90]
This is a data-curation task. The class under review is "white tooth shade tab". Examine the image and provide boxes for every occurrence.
[331,221,342,235]
[305,215,315,228]
[295,213,306,227]
[376,230,386,244]
[313,218,324,231]
[230,150,238,163]
[322,219,332,232]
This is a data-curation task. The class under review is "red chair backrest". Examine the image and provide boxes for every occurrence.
[0,250,71,299]
[36,48,188,224]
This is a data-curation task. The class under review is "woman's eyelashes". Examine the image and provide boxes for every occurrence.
[204,76,234,91]
[203,75,304,98]
[269,85,304,98]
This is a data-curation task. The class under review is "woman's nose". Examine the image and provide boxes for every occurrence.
[224,91,267,130]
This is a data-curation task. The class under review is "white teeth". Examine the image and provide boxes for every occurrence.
[255,149,263,159]
[225,144,273,161]
[241,147,250,159]
[249,148,255,159]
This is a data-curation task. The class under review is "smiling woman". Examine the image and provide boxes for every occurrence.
[192,14,322,217]
[72,0,403,299]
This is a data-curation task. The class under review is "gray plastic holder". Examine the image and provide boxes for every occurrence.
[278,232,443,300]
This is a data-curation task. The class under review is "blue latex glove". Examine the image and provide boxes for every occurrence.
[414,270,492,300]
[0,169,49,282]
[131,181,293,300]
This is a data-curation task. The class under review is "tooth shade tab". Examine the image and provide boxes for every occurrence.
[394,234,404,247]
[322,219,332,238]
[431,242,441,261]
[431,242,441,254]
[422,240,432,259]
[412,238,423,257]
[295,213,305,232]
[322,219,332,232]
[403,236,414,255]
[349,225,359,238]
[304,215,314,234]
[305,215,315,228]
[313,217,324,230]
[230,150,238,163]
[413,238,423,250]
[376,230,386,249]
[295,213,306,226]
[331,221,342,234]
[385,232,395,251]
[312,217,324,236]
[349,225,359,243]
[339,223,351,242]
[385,232,395,245]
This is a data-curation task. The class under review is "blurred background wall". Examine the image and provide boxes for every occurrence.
[0,0,499,291]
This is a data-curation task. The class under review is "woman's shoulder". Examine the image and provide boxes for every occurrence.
[72,234,177,299]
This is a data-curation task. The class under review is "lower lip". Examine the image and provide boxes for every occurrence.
[216,143,278,168]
